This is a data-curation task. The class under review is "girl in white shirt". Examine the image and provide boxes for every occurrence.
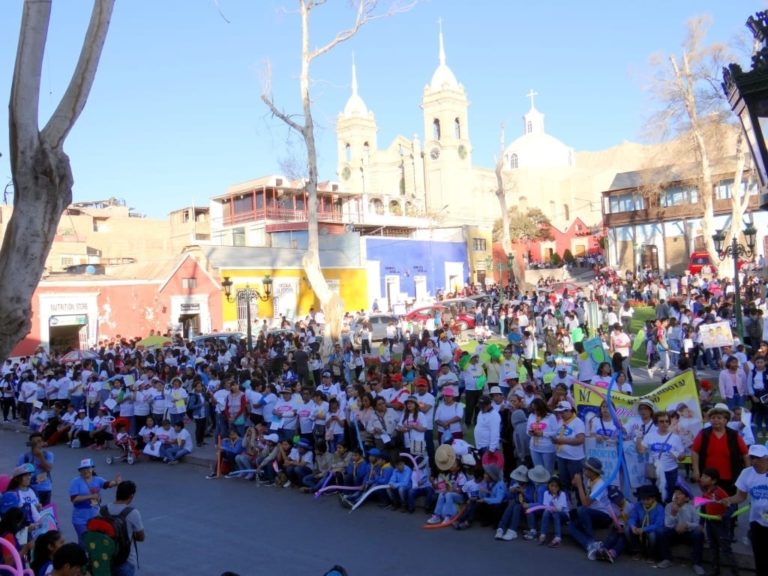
[398,396,427,455]
[539,477,569,546]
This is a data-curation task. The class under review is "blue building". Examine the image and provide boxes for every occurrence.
[364,237,468,311]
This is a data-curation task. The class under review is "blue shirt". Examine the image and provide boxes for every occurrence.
[68,475,106,523]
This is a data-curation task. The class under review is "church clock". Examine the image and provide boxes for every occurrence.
[430,147,441,160]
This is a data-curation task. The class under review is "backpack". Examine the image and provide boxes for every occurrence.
[84,506,133,569]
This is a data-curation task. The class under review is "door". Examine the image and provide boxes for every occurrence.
[385,275,400,313]
[641,244,659,273]
[414,275,427,303]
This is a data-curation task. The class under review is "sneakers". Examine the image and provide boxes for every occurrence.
[549,537,561,548]
[523,529,537,541]
[426,515,443,525]
[587,541,602,561]
[692,565,706,576]
[283,481,292,488]
[495,528,504,540]
[655,560,673,569]
[502,529,518,541]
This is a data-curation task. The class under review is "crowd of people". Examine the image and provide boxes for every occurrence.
[1,265,768,574]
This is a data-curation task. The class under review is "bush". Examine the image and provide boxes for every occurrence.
[563,249,575,265]
[550,253,562,266]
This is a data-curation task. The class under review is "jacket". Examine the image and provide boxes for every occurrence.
[483,480,509,505]
[628,501,665,533]
[345,459,370,485]
[389,465,412,489]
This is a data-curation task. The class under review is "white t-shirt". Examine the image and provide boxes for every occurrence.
[527,413,558,453]
[415,391,435,430]
[735,466,768,527]
[434,401,464,434]
[642,429,684,472]
[176,428,194,452]
[555,416,586,461]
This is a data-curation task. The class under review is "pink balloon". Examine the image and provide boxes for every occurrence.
[0,474,10,493]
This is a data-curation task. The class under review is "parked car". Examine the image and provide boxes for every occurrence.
[191,332,244,348]
[405,300,476,332]
[367,313,399,341]
[688,251,745,276]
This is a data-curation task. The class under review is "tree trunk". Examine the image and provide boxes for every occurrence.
[299,1,343,361]
[0,0,114,361]
[719,134,750,278]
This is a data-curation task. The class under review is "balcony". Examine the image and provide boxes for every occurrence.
[603,194,760,228]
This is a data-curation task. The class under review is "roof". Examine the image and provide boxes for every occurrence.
[201,243,362,270]
[606,155,742,192]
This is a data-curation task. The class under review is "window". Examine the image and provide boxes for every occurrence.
[345,143,351,162]
[510,154,518,169]
[363,142,370,164]
[715,178,757,199]
[660,186,698,207]
[526,121,532,134]
[472,238,487,251]
[433,118,441,140]
[61,257,73,267]
[232,227,245,246]
[563,204,570,221]
[232,193,254,216]
[454,117,461,139]
[181,278,197,289]
[369,198,384,215]
[608,194,644,213]
[389,200,402,216]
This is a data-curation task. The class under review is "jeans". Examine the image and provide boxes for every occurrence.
[434,492,465,518]
[659,527,703,564]
[556,456,584,496]
[726,394,744,410]
[662,468,678,503]
[497,501,531,532]
[568,507,612,550]
[286,465,312,485]
[161,445,190,462]
[406,486,434,513]
[386,486,408,508]
[627,529,660,559]
[235,453,256,471]
[531,450,556,475]
[169,412,185,426]
[540,510,568,538]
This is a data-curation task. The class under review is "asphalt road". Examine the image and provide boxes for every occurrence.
[0,430,706,576]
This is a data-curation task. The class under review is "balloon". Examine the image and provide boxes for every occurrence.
[0,474,10,493]
[476,374,487,390]
[486,344,502,360]
[458,356,471,371]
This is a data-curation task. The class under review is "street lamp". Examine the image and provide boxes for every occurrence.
[722,10,768,210]
[220,275,273,352]
[506,253,514,285]
[712,224,757,341]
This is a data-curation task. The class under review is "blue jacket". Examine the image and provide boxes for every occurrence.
[628,501,665,533]
[371,463,393,486]
[484,480,509,505]
[221,438,243,457]
[389,465,412,489]
[345,459,370,485]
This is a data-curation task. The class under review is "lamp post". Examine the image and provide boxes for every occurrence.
[712,224,757,341]
[220,275,273,352]
[722,11,768,210]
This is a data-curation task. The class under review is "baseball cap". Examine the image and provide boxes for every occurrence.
[748,444,768,458]
[553,400,573,412]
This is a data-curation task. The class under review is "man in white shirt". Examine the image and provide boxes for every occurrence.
[414,377,436,463]
[474,396,501,454]
[162,421,194,464]
[436,363,458,393]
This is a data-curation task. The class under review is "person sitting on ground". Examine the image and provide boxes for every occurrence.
[538,477,569,547]
[249,433,280,484]
[405,455,435,514]
[218,428,243,473]
[454,464,506,531]
[568,457,614,560]
[341,447,370,488]
[284,439,314,488]
[494,465,536,541]
[656,485,705,573]
[625,484,665,563]
[385,456,413,511]
[300,441,334,494]
[160,421,194,464]
[341,448,391,508]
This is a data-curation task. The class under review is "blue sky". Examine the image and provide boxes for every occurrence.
[0,0,760,218]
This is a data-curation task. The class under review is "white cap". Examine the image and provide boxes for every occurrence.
[553,400,573,412]
[748,444,768,458]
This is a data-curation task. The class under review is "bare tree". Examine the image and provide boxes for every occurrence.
[648,16,743,276]
[261,0,414,358]
[493,124,522,287]
[0,0,114,361]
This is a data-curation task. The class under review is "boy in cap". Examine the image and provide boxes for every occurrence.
[626,485,664,563]
[656,485,705,573]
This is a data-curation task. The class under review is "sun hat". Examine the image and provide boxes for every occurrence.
[265,433,279,443]
[748,444,768,458]
[583,457,604,475]
[11,464,34,478]
[435,444,457,471]
[489,386,503,395]
[78,458,95,470]
[510,465,530,482]
[527,465,551,484]
[483,464,501,483]
[553,400,573,412]
[707,403,732,419]
[637,399,656,412]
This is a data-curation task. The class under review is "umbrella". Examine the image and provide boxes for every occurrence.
[135,335,172,348]
[60,350,100,364]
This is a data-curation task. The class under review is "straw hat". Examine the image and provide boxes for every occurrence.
[707,403,732,419]
[435,445,456,471]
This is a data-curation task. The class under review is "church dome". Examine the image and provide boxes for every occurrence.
[504,96,573,170]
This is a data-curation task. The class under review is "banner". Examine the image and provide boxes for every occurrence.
[698,321,733,350]
[574,370,703,487]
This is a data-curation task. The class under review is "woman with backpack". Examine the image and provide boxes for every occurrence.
[68,458,120,544]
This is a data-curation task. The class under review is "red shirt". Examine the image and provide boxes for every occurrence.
[692,428,748,481]
[702,485,729,517]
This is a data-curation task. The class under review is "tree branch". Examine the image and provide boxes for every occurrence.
[42,0,115,149]
[10,0,52,164]
[307,0,417,61]
[260,59,305,134]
